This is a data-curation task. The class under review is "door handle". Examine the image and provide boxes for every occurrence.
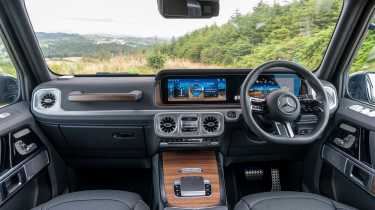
[350,165,371,188]
[3,171,24,195]
[112,132,136,140]
[14,140,38,156]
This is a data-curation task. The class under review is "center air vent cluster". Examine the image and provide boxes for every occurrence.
[155,112,224,138]
[159,116,177,134]
[203,116,220,133]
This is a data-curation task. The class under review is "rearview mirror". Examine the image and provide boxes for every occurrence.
[348,72,375,105]
[158,0,219,18]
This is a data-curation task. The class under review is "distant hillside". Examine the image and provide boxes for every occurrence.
[36,32,166,58]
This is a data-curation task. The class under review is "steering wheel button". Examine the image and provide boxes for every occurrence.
[227,111,237,119]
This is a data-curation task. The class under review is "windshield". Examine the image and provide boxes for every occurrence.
[25,0,343,75]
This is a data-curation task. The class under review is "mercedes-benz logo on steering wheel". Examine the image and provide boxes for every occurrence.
[277,95,297,113]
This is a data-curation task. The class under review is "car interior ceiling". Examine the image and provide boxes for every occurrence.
[0,0,374,210]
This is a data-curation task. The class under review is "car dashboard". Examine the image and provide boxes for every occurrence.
[30,69,338,167]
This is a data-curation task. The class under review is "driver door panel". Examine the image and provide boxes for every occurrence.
[320,98,375,210]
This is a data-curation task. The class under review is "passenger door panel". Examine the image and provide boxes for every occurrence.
[0,102,52,210]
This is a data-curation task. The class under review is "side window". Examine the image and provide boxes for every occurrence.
[348,21,375,105]
[0,39,19,108]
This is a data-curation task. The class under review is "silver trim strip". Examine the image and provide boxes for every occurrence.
[13,128,31,139]
[285,122,295,138]
[0,112,10,119]
[324,86,338,111]
[348,105,375,117]
[180,168,203,174]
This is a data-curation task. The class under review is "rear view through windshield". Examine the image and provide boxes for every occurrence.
[25,0,343,75]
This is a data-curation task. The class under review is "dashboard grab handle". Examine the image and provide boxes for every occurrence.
[68,90,143,102]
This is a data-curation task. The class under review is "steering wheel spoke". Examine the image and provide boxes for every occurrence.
[299,95,325,113]
[274,121,295,138]
[249,97,267,113]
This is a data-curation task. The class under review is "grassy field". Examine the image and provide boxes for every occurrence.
[47,55,222,75]
[0,58,17,77]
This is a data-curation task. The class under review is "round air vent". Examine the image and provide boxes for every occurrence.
[40,93,56,108]
[203,116,219,133]
[159,116,176,134]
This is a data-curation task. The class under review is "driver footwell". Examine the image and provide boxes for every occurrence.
[224,161,304,209]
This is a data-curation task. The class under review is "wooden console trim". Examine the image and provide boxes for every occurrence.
[372,177,375,194]
[162,151,221,208]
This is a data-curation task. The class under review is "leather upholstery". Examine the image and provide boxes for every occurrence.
[31,190,149,210]
[234,192,357,210]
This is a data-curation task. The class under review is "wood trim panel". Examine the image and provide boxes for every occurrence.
[68,91,142,102]
[372,177,375,194]
[162,151,221,208]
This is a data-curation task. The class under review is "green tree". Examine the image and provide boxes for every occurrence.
[147,53,167,69]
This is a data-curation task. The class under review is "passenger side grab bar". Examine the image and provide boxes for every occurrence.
[68,90,143,102]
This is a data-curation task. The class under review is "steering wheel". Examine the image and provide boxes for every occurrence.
[240,61,329,144]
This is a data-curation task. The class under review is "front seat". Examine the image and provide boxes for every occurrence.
[32,190,149,210]
[234,192,357,210]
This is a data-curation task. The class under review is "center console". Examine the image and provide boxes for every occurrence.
[158,151,227,209]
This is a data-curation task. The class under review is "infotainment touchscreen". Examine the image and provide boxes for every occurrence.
[248,74,302,98]
[167,78,226,102]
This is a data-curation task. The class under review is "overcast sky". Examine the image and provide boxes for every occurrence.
[25,0,270,38]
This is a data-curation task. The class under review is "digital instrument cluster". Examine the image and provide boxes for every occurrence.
[247,74,302,98]
[167,78,227,102]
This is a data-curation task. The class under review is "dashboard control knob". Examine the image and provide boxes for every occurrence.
[227,111,237,119]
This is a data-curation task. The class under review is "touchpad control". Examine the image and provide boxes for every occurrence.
[174,176,211,197]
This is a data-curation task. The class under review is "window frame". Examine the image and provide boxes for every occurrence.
[0,29,23,109]
[342,3,375,108]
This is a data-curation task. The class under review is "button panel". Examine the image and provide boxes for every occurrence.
[160,138,220,147]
